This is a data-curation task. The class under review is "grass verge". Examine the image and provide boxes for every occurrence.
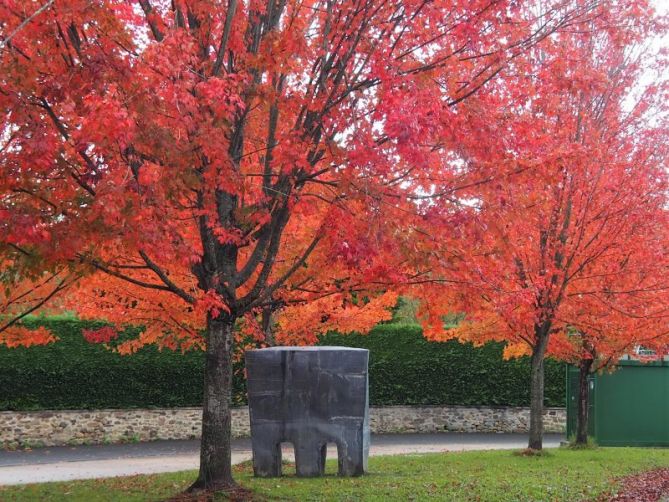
[1,448,668,501]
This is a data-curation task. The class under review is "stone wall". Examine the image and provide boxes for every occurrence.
[369,406,565,434]
[0,406,565,448]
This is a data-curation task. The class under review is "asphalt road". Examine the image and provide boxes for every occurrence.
[0,433,563,485]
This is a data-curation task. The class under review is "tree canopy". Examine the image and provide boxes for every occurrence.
[1,0,668,489]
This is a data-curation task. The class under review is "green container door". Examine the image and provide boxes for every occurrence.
[594,362,669,446]
[567,361,669,447]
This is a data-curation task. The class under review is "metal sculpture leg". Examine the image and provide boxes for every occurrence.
[295,440,327,477]
[252,436,282,477]
[337,430,366,477]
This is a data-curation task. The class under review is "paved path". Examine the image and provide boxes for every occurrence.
[0,433,563,485]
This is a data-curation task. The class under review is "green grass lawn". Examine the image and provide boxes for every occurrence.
[2,448,668,501]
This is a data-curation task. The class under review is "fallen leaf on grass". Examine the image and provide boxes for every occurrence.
[607,468,669,502]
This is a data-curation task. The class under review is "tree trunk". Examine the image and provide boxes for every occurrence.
[189,313,237,492]
[261,305,275,346]
[528,326,550,450]
[575,358,593,445]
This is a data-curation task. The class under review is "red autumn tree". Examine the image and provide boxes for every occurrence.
[1,0,623,490]
[0,0,597,488]
[414,2,669,450]
[549,208,669,445]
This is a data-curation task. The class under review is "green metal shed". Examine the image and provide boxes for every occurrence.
[566,359,669,446]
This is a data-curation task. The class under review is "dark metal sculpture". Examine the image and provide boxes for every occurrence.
[245,346,370,477]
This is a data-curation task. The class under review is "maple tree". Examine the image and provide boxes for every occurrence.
[0,0,641,490]
[415,2,669,450]
[550,210,669,445]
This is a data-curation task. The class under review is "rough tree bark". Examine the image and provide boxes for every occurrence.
[528,323,551,450]
[575,357,593,445]
[261,305,276,347]
[189,313,237,491]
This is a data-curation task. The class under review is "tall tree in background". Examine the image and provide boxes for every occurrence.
[550,209,669,445]
[415,1,669,450]
[1,0,607,490]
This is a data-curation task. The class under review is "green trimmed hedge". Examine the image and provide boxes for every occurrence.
[320,325,565,407]
[0,319,565,411]
[0,319,215,410]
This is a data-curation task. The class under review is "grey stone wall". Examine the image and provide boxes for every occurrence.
[0,406,565,448]
[369,406,565,434]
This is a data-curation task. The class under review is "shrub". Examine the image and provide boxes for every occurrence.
[320,325,565,407]
[0,319,565,411]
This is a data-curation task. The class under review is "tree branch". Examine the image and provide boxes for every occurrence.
[0,0,55,50]
[139,250,196,304]
[212,0,237,76]
[0,274,73,333]
[138,0,164,42]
